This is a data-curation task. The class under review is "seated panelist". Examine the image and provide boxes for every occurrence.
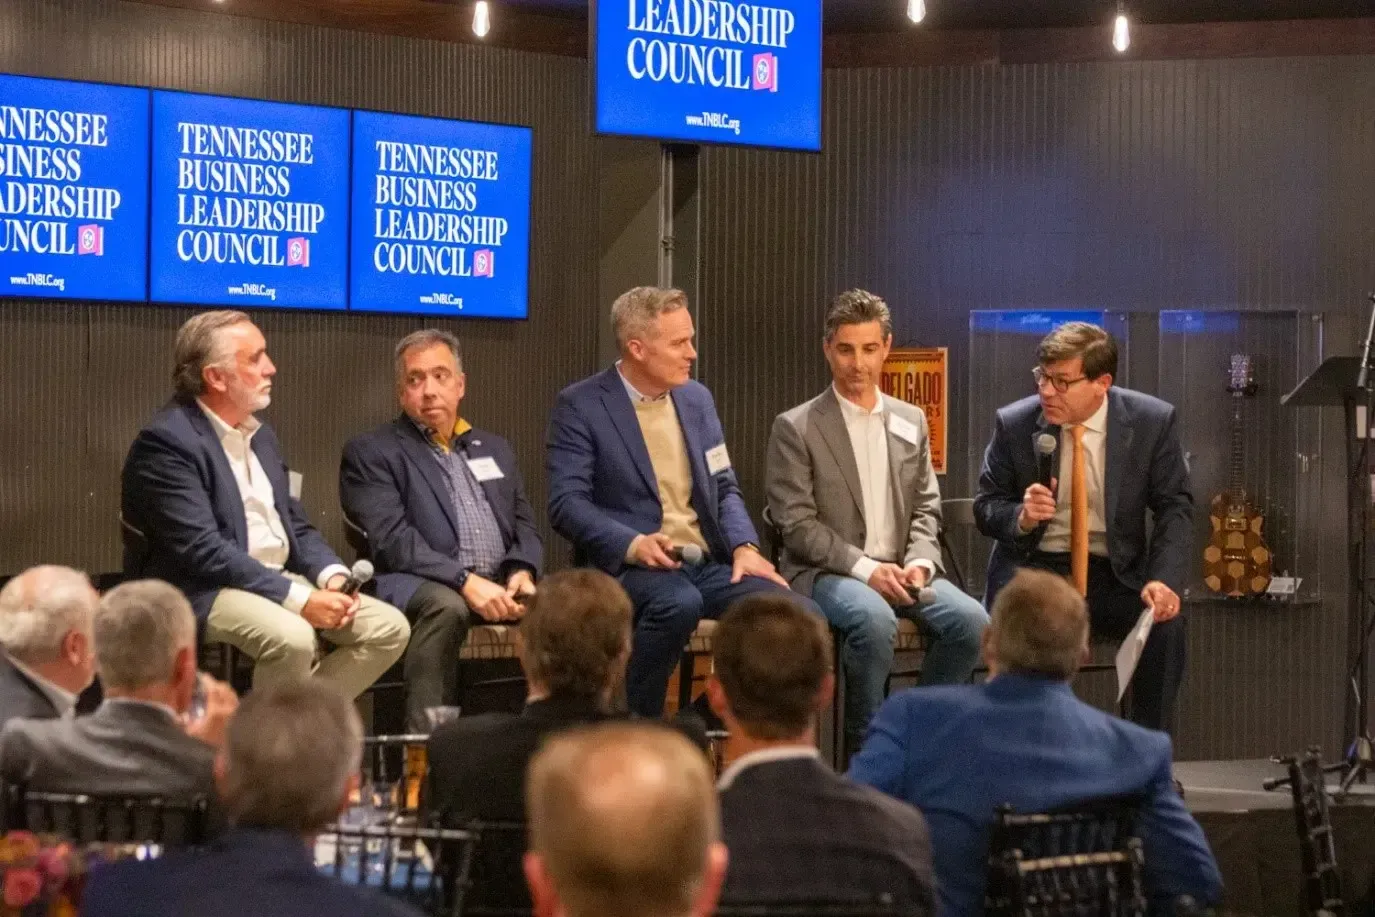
[546,286,818,718]
[121,310,409,699]
[341,330,542,731]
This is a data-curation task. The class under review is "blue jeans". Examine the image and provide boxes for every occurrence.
[812,574,988,750]
[620,562,822,717]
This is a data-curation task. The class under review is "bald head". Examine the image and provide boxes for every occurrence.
[0,565,98,695]
[986,569,1090,680]
[525,723,725,917]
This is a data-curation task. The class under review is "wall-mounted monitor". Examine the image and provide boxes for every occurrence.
[349,110,531,318]
[0,74,150,301]
[592,0,822,151]
[148,90,350,310]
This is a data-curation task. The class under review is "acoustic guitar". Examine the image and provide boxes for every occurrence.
[1203,354,1273,596]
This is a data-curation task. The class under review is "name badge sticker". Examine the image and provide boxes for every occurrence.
[466,457,505,482]
[705,444,732,475]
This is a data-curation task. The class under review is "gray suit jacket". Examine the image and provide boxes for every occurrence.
[0,700,215,797]
[0,652,61,733]
[767,387,944,598]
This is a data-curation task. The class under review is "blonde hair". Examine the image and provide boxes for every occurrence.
[988,569,1089,679]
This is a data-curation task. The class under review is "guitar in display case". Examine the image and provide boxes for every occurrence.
[1203,354,1274,596]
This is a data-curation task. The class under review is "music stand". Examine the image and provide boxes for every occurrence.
[1284,350,1375,794]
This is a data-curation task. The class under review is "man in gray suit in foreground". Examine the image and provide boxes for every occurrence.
[766,289,988,756]
[0,580,237,797]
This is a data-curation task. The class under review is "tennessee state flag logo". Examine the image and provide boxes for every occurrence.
[286,237,310,267]
[752,53,778,92]
[77,224,104,256]
[473,249,494,278]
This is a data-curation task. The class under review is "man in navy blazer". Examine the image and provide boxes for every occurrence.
[121,311,409,699]
[341,329,542,730]
[81,680,424,917]
[547,286,815,717]
[849,570,1221,917]
[974,321,1192,731]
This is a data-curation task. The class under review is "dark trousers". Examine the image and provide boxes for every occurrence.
[402,581,473,733]
[1024,552,1186,734]
[619,562,821,718]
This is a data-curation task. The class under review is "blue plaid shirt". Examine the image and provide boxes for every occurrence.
[417,421,506,580]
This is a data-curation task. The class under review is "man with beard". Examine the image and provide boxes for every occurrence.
[121,311,409,697]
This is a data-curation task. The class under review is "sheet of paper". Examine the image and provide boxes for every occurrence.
[1116,608,1155,702]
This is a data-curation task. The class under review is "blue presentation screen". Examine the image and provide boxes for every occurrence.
[148,91,350,309]
[350,110,531,318]
[0,74,150,301]
[593,0,822,151]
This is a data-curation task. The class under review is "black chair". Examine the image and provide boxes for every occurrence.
[321,819,478,917]
[3,784,212,848]
[458,819,531,917]
[715,905,901,917]
[984,794,1147,917]
[1267,747,1345,917]
[362,734,431,816]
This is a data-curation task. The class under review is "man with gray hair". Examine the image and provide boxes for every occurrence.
[342,329,542,730]
[524,721,727,917]
[81,680,423,917]
[0,565,97,727]
[766,288,987,758]
[122,310,409,698]
[548,286,814,718]
[849,569,1220,917]
[0,579,237,796]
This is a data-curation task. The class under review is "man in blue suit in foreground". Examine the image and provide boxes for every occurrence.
[82,679,423,917]
[547,286,815,717]
[341,329,542,730]
[849,569,1221,917]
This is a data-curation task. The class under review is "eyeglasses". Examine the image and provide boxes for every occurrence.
[1032,367,1090,393]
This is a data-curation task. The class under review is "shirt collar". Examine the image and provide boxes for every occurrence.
[717,745,820,790]
[832,385,885,419]
[8,655,76,718]
[197,399,261,439]
[1075,395,1108,435]
[104,697,182,723]
[413,417,473,454]
[616,362,670,404]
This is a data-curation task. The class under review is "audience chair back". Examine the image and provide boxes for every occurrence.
[4,784,211,848]
[458,819,531,917]
[1280,748,1345,917]
[320,820,477,917]
[362,734,430,816]
[984,795,1147,917]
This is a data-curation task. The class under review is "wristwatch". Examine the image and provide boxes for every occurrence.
[455,568,472,590]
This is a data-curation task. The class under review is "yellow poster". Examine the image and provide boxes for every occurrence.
[880,347,948,474]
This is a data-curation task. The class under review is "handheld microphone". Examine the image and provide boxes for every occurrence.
[905,584,938,606]
[340,559,374,597]
[670,544,706,566]
[1033,433,1058,489]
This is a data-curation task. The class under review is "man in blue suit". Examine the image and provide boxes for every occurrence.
[849,569,1221,917]
[122,311,409,699]
[82,679,424,917]
[547,286,815,717]
[341,329,542,730]
[974,321,1191,732]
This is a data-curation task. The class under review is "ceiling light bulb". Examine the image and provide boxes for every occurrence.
[907,0,926,24]
[1112,11,1130,52]
[473,1,491,38]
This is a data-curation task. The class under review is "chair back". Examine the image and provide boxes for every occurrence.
[937,497,977,592]
[119,513,151,578]
[320,820,477,917]
[343,514,371,562]
[5,784,211,847]
[460,819,531,917]
[985,794,1146,917]
[362,734,430,816]
[761,505,784,567]
[1281,748,1345,917]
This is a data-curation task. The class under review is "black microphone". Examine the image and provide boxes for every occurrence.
[670,544,706,566]
[1033,432,1058,488]
[339,559,374,597]
[905,583,938,606]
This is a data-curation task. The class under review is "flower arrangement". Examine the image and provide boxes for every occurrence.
[0,831,89,917]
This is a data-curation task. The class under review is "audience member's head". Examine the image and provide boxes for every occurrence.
[525,722,726,917]
[707,594,833,744]
[217,680,363,837]
[984,569,1090,680]
[0,565,98,696]
[95,580,197,711]
[519,569,632,707]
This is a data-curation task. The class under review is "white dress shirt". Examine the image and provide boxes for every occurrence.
[10,656,76,718]
[1040,396,1109,556]
[197,401,347,613]
[833,386,934,585]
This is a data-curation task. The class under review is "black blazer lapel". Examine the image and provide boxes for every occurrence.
[391,418,462,543]
[598,369,659,497]
[1104,389,1132,527]
[183,401,249,548]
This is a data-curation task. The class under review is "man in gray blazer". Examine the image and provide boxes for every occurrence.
[0,580,237,797]
[766,289,988,755]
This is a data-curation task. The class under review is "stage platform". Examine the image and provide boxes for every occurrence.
[1177,758,1375,915]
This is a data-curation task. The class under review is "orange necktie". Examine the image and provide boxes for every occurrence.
[1069,424,1089,596]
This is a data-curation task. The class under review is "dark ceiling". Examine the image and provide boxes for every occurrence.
[497,0,1375,31]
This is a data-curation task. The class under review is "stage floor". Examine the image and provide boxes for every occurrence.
[1177,758,1375,915]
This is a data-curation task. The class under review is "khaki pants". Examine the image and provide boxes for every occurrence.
[205,574,410,699]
